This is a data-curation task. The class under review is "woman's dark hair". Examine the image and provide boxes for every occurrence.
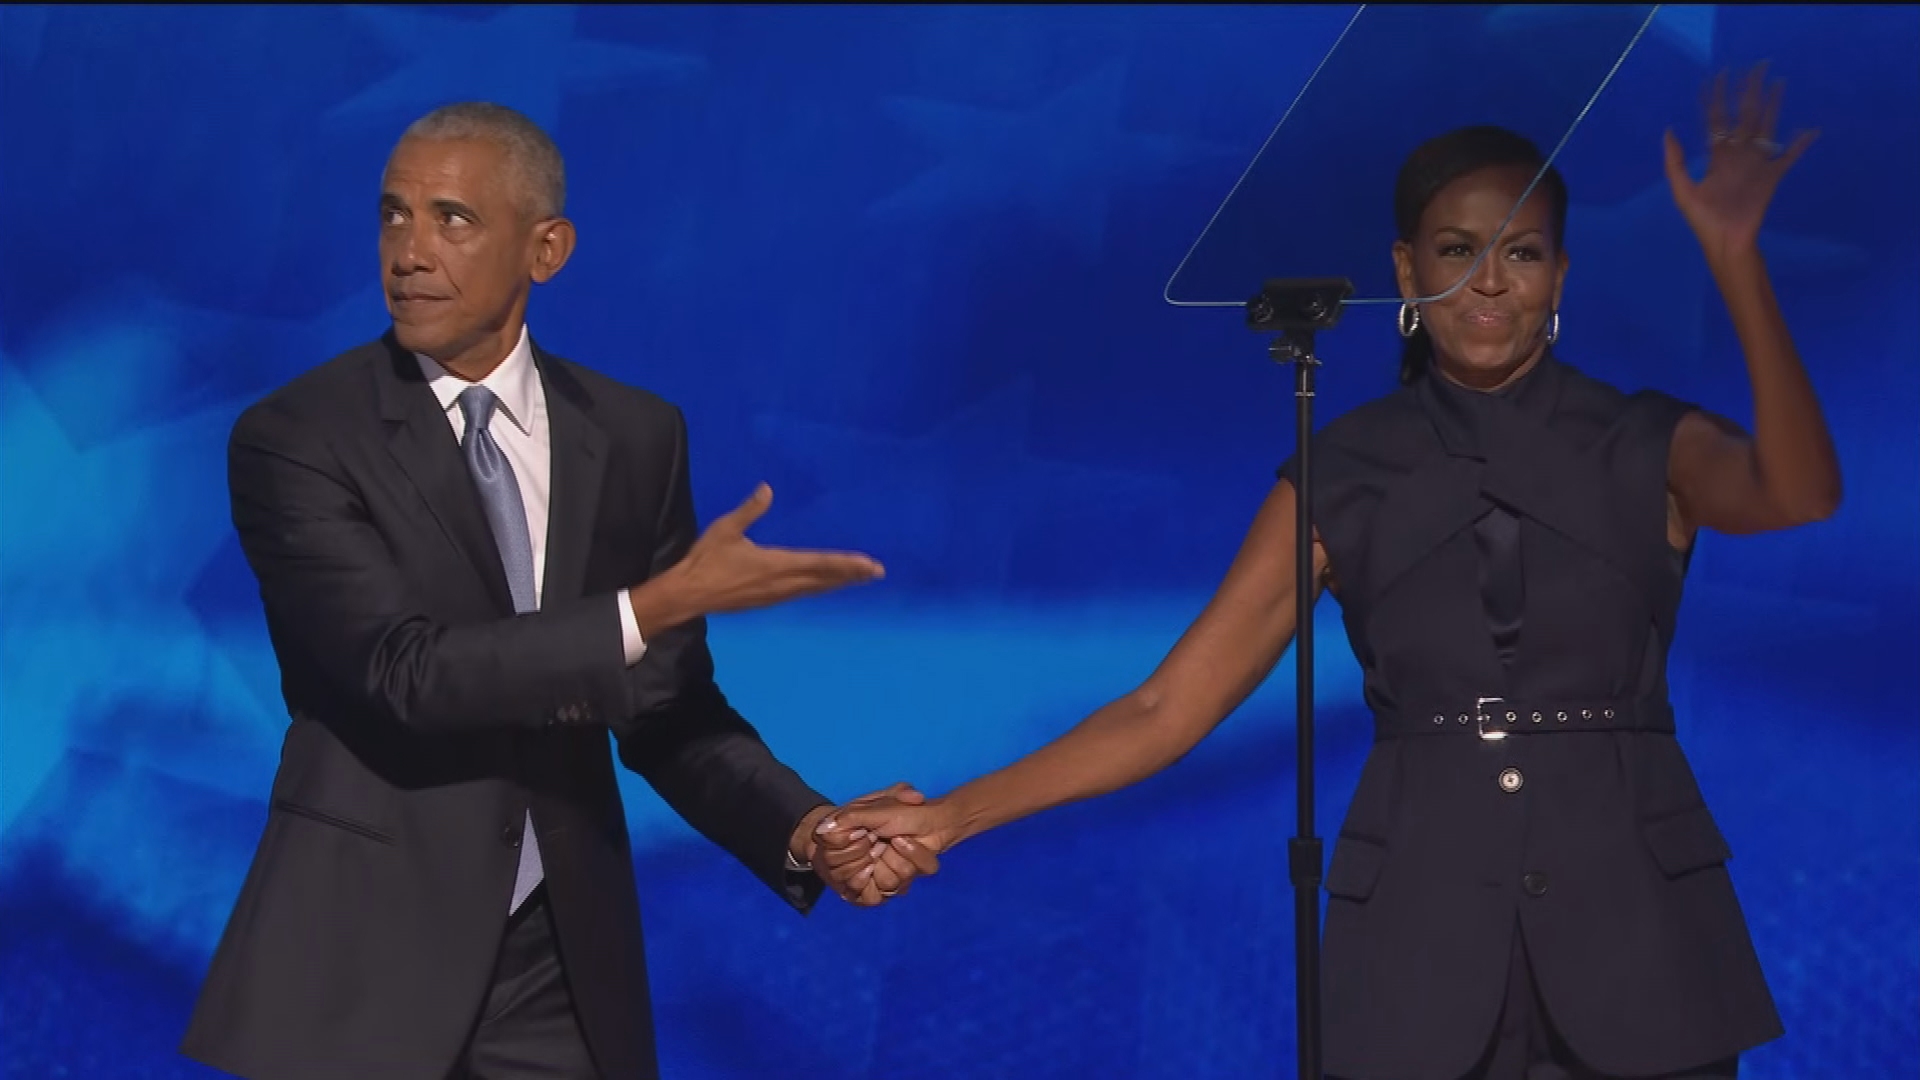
[1395,126,1569,383]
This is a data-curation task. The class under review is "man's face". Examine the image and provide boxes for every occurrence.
[379,136,557,370]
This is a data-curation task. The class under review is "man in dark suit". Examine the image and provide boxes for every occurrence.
[180,102,935,1080]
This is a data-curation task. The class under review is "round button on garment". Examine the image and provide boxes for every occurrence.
[1498,767,1524,793]
[1523,872,1549,897]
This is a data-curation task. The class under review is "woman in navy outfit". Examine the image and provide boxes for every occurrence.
[826,68,1839,1080]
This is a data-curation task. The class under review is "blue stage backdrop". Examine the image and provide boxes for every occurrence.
[2,5,1915,1077]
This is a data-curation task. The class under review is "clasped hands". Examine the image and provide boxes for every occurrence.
[799,783,955,906]
[670,487,948,904]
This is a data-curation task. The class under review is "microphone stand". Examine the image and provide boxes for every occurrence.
[1245,278,1352,1080]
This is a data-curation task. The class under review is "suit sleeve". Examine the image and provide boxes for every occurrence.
[613,407,831,913]
[229,399,634,734]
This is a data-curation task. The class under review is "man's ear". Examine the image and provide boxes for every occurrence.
[530,218,576,284]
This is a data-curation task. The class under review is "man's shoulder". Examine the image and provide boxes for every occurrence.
[538,350,682,429]
[244,337,390,426]
[225,339,392,456]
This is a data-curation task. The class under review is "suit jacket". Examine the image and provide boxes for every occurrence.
[1283,357,1782,1079]
[180,333,830,1080]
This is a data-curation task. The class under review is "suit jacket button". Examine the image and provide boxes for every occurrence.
[1498,768,1524,793]
[502,825,522,848]
[1522,872,1549,897]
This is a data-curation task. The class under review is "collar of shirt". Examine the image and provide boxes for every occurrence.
[413,324,539,438]
[1419,349,1564,461]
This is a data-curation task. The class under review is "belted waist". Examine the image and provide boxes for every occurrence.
[1373,698,1676,741]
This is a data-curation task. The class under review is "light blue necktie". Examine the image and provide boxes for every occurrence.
[458,386,544,913]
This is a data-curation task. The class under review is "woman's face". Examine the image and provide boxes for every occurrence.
[1393,164,1567,389]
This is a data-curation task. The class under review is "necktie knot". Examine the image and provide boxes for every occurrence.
[457,385,497,441]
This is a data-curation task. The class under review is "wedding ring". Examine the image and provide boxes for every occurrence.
[876,886,900,897]
[1755,138,1782,155]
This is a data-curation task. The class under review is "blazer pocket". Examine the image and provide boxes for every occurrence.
[271,716,398,841]
[271,798,396,845]
[1324,833,1388,902]
[1641,804,1731,879]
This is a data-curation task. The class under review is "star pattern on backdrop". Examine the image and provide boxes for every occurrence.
[0,354,285,842]
[1487,3,1717,66]
[869,62,1232,256]
[0,0,716,948]
[1569,174,1869,365]
[1648,3,1717,64]
[751,377,1179,592]
[9,279,382,454]
[5,7,1917,1076]
[327,4,706,129]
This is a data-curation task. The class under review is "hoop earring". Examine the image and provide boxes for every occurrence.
[1547,310,1560,346]
[1398,301,1421,339]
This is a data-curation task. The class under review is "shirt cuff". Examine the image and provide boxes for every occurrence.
[617,590,649,666]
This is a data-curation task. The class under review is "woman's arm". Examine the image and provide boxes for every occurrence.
[1663,66,1841,538]
[1668,247,1841,536]
[820,480,1327,852]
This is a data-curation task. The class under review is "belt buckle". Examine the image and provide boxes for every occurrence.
[1475,696,1507,741]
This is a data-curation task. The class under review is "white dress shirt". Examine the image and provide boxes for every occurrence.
[414,324,647,662]
[414,325,647,911]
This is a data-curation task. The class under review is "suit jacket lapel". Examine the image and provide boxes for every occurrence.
[372,334,516,616]
[535,344,607,607]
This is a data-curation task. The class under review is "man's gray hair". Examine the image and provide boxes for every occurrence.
[402,102,566,220]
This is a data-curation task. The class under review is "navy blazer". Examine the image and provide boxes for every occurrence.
[182,333,828,1080]
[1285,356,1782,1079]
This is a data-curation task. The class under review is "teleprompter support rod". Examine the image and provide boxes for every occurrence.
[1246,277,1353,1080]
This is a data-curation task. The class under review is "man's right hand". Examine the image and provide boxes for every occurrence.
[813,784,943,906]
[628,484,884,636]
